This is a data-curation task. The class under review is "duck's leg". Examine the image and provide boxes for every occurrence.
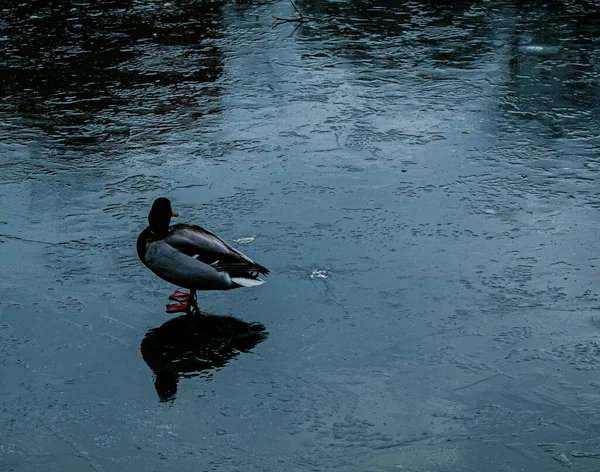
[189,289,198,314]
[165,289,198,313]
[166,302,189,313]
[169,289,190,302]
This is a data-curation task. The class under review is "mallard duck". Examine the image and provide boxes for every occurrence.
[137,197,269,313]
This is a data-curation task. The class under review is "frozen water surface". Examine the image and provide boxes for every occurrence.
[1,1,600,470]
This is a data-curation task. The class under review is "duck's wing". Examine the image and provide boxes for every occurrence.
[164,223,270,276]
[144,239,233,290]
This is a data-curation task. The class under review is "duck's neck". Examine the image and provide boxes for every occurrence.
[149,225,170,239]
[137,226,170,263]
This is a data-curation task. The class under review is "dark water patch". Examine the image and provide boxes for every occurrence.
[0,0,225,148]
[499,2,600,143]
[296,0,495,67]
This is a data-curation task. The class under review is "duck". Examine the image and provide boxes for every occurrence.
[137,197,269,313]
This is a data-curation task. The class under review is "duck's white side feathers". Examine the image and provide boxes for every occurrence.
[230,277,265,287]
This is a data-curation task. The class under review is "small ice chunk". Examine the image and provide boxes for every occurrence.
[483,207,500,214]
[232,236,255,244]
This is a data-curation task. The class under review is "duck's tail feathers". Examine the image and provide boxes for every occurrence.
[231,277,265,288]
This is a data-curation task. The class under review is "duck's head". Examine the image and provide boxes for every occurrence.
[148,197,179,236]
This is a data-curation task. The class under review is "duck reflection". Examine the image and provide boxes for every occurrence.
[140,312,267,401]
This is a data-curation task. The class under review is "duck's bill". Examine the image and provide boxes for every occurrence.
[172,211,179,217]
